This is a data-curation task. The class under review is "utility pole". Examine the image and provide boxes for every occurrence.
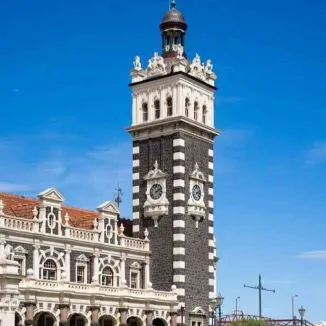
[244,274,276,318]
[114,185,123,208]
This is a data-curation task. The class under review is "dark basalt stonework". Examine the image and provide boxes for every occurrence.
[133,130,214,324]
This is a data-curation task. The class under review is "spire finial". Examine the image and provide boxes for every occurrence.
[170,0,176,9]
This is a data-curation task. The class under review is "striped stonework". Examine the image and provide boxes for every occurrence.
[208,146,216,299]
[172,137,186,304]
[132,143,140,236]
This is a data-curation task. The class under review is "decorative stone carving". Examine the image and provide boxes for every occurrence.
[187,163,206,227]
[189,53,205,80]
[133,55,142,71]
[147,52,166,77]
[143,161,169,227]
[205,59,213,74]
[177,44,184,58]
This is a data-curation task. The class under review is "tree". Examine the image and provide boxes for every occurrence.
[230,319,269,326]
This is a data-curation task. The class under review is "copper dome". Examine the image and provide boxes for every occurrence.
[160,8,188,31]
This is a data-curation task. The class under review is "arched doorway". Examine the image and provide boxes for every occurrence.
[127,316,143,326]
[34,312,56,326]
[99,315,116,326]
[15,312,23,326]
[153,318,167,326]
[69,313,86,326]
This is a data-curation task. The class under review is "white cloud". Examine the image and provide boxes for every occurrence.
[306,142,326,165]
[295,251,326,261]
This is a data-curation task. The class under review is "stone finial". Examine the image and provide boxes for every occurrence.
[93,218,98,230]
[154,160,159,171]
[119,223,125,235]
[26,268,34,279]
[32,206,38,220]
[144,228,149,241]
[194,162,199,171]
[64,212,70,226]
[0,199,3,215]
[171,284,177,292]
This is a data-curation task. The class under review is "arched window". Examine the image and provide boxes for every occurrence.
[42,259,57,280]
[167,96,173,117]
[202,105,207,124]
[101,267,114,286]
[185,98,190,117]
[154,99,160,119]
[142,102,148,122]
[194,101,199,120]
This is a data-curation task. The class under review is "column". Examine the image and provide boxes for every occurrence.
[59,305,69,326]
[145,310,153,326]
[90,307,100,326]
[144,257,151,289]
[170,312,177,326]
[24,302,35,326]
[33,244,39,279]
[92,252,99,284]
[64,246,71,282]
[120,255,127,287]
[119,308,128,326]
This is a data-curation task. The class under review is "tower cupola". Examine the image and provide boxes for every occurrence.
[160,0,188,58]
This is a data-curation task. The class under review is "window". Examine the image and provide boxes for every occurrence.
[76,265,86,283]
[167,96,173,116]
[101,267,113,286]
[42,259,57,280]
[154,99,160,119]
[185,98,190,117]
[130,272,138,289]
[14,258,24,275]
[194,101,199,120]
[202,105,207,124]
[142,102,148,122]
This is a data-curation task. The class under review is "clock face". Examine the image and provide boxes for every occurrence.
[192,184,202,201]
[150,183,163,200]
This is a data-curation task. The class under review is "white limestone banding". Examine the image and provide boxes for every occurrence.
[173,152,185,161]
[173,275,185,283]
[132,224,139,233]
[173,261,185,269]
[132,160,140,168]
[208,161,214,170]
[173,139,185,147]
[133,146,140,154]
[208,201,214,209]
[173,193,185,201]
[173,179,185,188]
[173,234,185,242]
[208,149,214,157]
[173,166,185,174]
[133,173,140,180]
[173,247,185,255]
[208,188,213,196]
[173,220,185,228]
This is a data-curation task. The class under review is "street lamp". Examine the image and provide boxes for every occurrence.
[298,306,306,326]
[235,297,240,317]
[217,293,224,326]
[292,295,298,319]
[180,306,185,326]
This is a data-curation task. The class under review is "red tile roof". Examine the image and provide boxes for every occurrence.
[0,192,132,234]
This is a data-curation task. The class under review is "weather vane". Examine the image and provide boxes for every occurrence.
[170,0,176,10]
[114,185,123,208]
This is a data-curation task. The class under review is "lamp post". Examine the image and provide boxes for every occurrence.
[217,293,224,326]
[292,295,298,319]
[298,306,306,326]
[235,297,240,317]
[180,306,185,326]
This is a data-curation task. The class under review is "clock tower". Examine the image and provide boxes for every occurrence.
[128,1,219,325]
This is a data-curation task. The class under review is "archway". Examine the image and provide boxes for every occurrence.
[99,315,116,326]
[153,318,168,326]
[34,312,56,326]
[69,313,87,326]
[127,316,143,326]
[15,312,23,326]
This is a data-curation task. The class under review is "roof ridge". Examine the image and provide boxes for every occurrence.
[0,191,98,214]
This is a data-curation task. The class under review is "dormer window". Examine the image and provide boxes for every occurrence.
[142,102,148,122]
[202,105,207,124]
[154,99,161,119]
[185,98,190,117]
[194,101,199,120]
[167,96,173,116]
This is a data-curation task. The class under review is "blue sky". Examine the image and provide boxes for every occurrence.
[1,0,326,321]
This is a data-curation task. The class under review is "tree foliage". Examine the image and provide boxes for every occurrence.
[230,319,269,326]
